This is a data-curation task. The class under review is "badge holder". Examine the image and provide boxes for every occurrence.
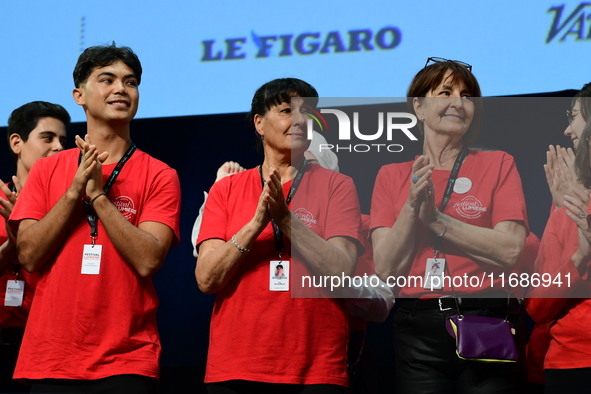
[4,265,24,307]
[259,159,308,292]
[270,253,289,291]
[424,251,446,290]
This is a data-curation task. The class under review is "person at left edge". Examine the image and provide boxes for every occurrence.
[8,44,181,394]
[0,101,69,393]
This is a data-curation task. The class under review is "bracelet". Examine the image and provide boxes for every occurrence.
[231,234,251,253]
[436,212,448,237]
[89,192,107,206]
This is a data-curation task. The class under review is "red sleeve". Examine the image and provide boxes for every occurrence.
[491,154,529,228]
[525,297,567,325]
[139,167,182,247]
[322,175,363,248]
[8,157,50,231]
[526,209,585,323]
[370,165,403,232]
[511,232,541,298]
[519,233,541,275]
[0,221,6,245]
[196,177,229,248]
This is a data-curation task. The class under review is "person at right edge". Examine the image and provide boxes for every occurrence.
[370,58,528,393]
[526,83,591,394]
[523,84,591,393]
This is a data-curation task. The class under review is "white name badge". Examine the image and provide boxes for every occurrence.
[5,280,25,307]
[424,258,446,290]
[81,244,102,275]
[270,260,289,291]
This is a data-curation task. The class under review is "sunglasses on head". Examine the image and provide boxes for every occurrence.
[424,57,472,72]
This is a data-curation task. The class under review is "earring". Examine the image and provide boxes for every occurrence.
[260,135,264,141]
[419,117,424,121]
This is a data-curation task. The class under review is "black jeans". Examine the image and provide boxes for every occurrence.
[393,301,527,394]
[208,380,346,394]
[30,375,157,394]
[545,368,591,394]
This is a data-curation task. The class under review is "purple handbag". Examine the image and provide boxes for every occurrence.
[445,314,518,363]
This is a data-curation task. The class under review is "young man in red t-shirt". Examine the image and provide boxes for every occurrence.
[9,44,181,394]
[0,101,69,393]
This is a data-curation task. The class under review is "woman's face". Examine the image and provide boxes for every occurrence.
[254,96,310,155]
[414,71,474,140]
[565,99,585,150]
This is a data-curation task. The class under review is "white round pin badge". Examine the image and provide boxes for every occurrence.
[453,177,472,194]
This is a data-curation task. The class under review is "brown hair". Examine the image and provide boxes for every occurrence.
[406,61,483,145]
[573,83,591,187]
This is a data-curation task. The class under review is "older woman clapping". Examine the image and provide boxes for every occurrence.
[196,78,363,394]
[370,58,528,393]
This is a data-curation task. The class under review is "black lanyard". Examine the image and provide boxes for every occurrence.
[432,147,468,252]
[259,159,309,257]
[79,143,137,243]
[6,181,19,275]
[12,263,20,279]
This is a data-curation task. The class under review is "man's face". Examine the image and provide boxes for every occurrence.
[74,60,139,124]
[12,117,67,173]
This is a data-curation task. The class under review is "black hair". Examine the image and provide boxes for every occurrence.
[572,83,591,187]
[247,78,319,127]
[73,43,142,87]
[7,101,70,161]
[247,78,318,151]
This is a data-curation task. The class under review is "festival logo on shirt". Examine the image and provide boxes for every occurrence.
[112,196,137,220]
[294,208,317,228]
[453,196,487,219]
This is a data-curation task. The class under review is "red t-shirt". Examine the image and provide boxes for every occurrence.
[0,217,39,327]
[197,164,362,386]
[526,207,591,369]
[526,322,551,384]
[8,148,181,380]
[370,150,528,298]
